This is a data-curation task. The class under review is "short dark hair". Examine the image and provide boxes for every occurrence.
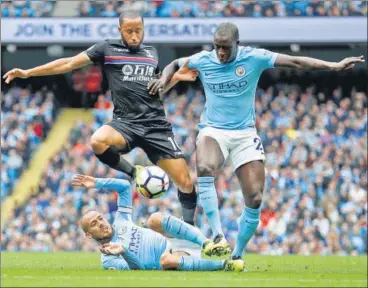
[119,10,144,25]
[215,22,239,41]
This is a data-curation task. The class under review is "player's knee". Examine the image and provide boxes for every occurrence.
[197,162,216,177]
[176,173,193,193]
[246,188,263,209]
[147,212,163,231]
[160,253,179,270]
[90,131,108,152]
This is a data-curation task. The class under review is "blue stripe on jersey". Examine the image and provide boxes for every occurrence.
[105,61,157,67]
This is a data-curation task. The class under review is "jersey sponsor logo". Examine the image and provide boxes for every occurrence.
[121,64,155,82]
[235,66,245,77]
[205,80,248,94]
[128,226,141,255]
[122,65,134,76]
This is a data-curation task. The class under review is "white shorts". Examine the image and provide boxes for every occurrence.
[196,126,265,171]
[164,239,201,258]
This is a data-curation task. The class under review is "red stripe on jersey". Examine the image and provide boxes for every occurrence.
[105,56,157,63]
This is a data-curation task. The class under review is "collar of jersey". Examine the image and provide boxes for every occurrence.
[120,39,143,51]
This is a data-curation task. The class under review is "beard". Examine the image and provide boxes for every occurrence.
[122,32,144,52]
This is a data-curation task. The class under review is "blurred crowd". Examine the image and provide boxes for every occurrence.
[2,0,367,18]
[1,0,56,17]
[78,0,368,18]
[2,83,367,256]
[1,87,57,200]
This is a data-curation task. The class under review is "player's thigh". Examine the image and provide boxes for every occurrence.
[157,158,193,193]
[142,128,193,192]
[160,252,181,270]
[235,160,265,193]
[147,212,165,234]
[196,127,228,175]
[90,124,128,152]
[160,251,190,270]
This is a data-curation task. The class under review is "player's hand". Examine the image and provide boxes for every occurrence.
[71,174,96,189]
[173,59,198,82]
[100,242,124,255]
[148,77,166,95]
[332,55,365,71]
[3,68,30,84]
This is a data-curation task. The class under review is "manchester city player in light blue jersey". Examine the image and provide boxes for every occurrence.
[148,22,365,260]
[72,174,245,271]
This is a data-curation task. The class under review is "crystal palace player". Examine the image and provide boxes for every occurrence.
[3,11,197,226]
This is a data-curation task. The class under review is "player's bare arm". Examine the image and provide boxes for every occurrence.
[275,54,365,71]
[148,59,198,95]
[3,52,92,84]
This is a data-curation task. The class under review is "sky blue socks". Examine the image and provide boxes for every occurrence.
[198,177,223,237]
[162,214,207,247]
[177,256,224,271]
[232,205,261,258]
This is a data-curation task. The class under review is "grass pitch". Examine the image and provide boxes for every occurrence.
[1,252,367,287]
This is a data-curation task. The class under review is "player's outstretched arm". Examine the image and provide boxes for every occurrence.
[275,54,365,71]
[72,174,131,191]
[3,52,92,84]
[71,174,97,189]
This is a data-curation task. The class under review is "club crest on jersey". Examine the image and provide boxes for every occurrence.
[117,226,127,235]
[145,50,154,58]
[122,65,134,76]
[235,66,245,77]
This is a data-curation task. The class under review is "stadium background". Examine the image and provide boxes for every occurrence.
[1,1,367,282]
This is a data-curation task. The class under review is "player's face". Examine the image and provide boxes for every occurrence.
[119,17,144,50]
[86,212,113,241]
[214,36,238,64]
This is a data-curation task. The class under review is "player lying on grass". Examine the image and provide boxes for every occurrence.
[72,174,245,271]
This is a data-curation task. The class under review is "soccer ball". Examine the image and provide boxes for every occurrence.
[136,166,169,199]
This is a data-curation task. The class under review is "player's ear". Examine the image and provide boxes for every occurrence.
[86,232,92,239]
[236,40,240,45]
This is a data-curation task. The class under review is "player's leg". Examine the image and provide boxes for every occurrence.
[147,212,209,247]
[196,132,232,258]
[160,251,245,272]
[142,128,196,225]
[157,158,197,225]
[196,128,226,237]
[230,133,265,259]
[90,122,136,177]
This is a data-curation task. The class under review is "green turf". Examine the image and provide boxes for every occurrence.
[1,252,367,287]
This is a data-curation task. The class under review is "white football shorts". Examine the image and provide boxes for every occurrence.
[196,126,265,171]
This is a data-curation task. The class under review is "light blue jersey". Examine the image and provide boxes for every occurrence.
[96,178,167,271]
[178,46,278,130]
